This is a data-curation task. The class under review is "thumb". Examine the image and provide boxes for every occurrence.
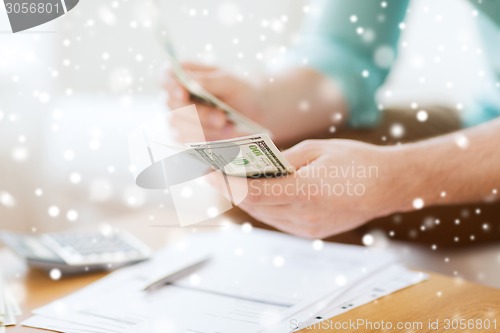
[282,140,323,169]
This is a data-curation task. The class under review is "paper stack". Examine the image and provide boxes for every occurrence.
[23,228,427,333]
[0,275,21,331]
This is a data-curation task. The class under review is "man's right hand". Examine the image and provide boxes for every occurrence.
[163,62,264,142]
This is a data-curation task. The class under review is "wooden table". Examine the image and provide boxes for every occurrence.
[3,268,498,333]
[2,215,500,333]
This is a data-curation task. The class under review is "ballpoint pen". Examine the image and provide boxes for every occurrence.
[292,263,392,331]
[142,256,210,292]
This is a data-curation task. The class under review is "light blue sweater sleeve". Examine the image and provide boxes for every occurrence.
[289,0,409,128]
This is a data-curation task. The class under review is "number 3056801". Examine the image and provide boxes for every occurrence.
[443,319,497,330]
[5,2,61,14]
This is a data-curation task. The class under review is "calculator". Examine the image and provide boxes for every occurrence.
[0,229,152,274]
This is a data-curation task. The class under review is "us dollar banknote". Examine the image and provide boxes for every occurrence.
[186,133,294,178]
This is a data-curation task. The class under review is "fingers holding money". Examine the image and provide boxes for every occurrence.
[164,69,189,105]
[206,172,301,206]
[238,202,322,238]
[169,104,235,143]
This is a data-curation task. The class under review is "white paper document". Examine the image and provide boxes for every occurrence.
[23,228,426,333]
[0,275,21,329]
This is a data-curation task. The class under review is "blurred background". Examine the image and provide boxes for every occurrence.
[0,0,498,286]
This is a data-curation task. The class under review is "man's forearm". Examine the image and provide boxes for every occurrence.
[388,118,500,213]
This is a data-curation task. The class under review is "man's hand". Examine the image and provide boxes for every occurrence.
[163,62,263,142]
[206,118,500,240]
[210,139,402,239]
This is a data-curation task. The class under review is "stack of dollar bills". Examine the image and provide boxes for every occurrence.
[186,133,294,178]
[0,275,21,330]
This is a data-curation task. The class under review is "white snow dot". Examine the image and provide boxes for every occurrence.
[412,198,425,210]
[49,269,62,280]
[12,147,29,161]
[48,206,60,218]
[100,224,114,237]
[416,110,428,122]
[390,123,405,138]
[350,15,358,23]
[273,256,285,267]
[87,138,100,151]
[361,70,369,78]
[89,178,114,202]
[362,29,375,43]
[362,234,374,246]
[98,6,116,25]
[312,239,324,251]
[454,134,470,149]
[35,188,43,197]
[181,187,193,198]
[66,210,79,222]
[0,192,16,207]
[38,92,51,104]
[207,206,218,218]
[241,222,253,233]
[189,274,201,286]
[217,3,240,26]
[331,112,343,122]
[69,172,82,184]
[335,275,347,286]
[63,149,75,161]
[299,100,310,112]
